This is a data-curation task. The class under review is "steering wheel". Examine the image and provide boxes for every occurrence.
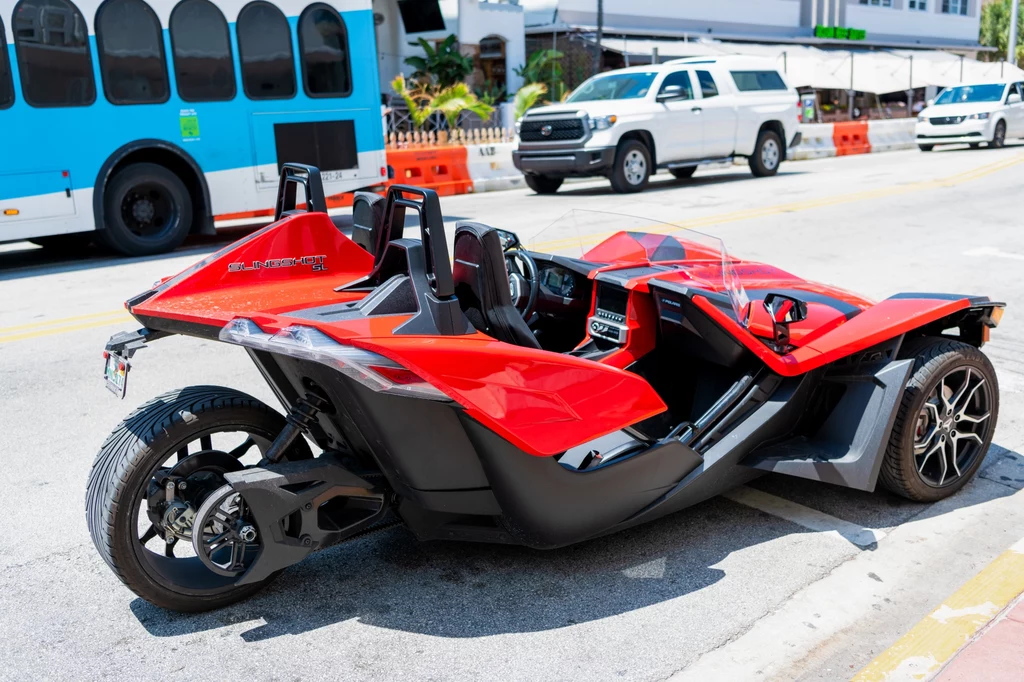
[505,249,539,320]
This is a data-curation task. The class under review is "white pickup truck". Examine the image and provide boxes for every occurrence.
[513,55,802,194]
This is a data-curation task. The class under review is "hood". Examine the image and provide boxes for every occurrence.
[921,102,998,118]
[523,100,631,118]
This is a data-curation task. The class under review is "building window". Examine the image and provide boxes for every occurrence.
[909,1,927,10]
[170,0,236,102]
[859,0,893,6]
[237,1,296,100]
[941,0,968,15]
[95,0,169,105]
[0,19,13,108]
[13,0,96,107]
[696,70,718,99]
[299,3,352,97]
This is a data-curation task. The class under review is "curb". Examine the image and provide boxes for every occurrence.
[852,536,1024,682]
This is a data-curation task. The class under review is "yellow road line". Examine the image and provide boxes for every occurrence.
[852,536,1024,682]
[0,309,128,334]
[0,312,134,344]
[532,152,1024,252]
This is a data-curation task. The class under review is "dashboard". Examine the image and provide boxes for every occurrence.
[539,264,577,299]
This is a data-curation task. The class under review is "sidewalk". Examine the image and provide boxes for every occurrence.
[934,593,1024,682]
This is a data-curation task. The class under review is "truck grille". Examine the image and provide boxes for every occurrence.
[520,118,586,142]
[929,116,966,125]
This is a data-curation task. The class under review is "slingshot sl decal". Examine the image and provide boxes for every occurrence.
[228,255,327,272]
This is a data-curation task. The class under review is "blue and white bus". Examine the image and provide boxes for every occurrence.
[0,0,385,255]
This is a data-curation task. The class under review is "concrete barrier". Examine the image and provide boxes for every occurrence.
[465,142,526,193]
[867,119,918,154]
[791,123,836,160]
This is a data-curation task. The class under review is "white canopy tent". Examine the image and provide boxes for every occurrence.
[590,37,1024,94]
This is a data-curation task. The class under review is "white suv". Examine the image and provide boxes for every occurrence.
[512,55,801,194]
[915,81,1024,151]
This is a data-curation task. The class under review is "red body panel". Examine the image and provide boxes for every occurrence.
[126,213,990,456]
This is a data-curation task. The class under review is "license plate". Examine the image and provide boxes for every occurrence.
[103,351,130,398]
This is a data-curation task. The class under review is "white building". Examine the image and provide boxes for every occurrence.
[372,0,526,95]
[521,0,985,51]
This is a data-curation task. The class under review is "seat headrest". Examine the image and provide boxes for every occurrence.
[352,192,387,261]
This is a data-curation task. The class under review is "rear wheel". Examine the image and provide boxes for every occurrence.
[988,120,1007,149]
[969,142,982,149]
[669,166,697,180]
[749,129,783,177]
[86,386,311,612]
[918,144,935,152]
[98,162,193,257]
[523,174,564,195]
[878,338,998,502]
[609,140,651,193]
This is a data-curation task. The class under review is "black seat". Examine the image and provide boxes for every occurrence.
[452,223,541,349]
[351,192,388,263]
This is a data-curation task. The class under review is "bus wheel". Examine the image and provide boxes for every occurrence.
[98,163,193,256]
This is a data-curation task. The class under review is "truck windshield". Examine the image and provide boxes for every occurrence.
[934,84,1006,104]
[566,72,657,102]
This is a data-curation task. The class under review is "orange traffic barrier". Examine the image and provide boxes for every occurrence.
[832,121,871,156]
[386,146,472,196]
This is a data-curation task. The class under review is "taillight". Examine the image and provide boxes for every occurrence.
[219,318,451,402]
[797,97,803,123]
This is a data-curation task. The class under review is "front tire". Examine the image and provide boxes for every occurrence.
[97,162,193,257]
[918,144,935,152]
[86,386,311,612]
[988,120,1007,149]
[524,174,564,195]
[749,129,783,177]
[878,338,998,502]
[609,140,651,193]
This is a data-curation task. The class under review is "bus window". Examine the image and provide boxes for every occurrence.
[169,0,235,102]
[237,1,295,100]
[299,3,351,97]
[13,0,96,108]
[95,0,169,105]
[1,19,13,108]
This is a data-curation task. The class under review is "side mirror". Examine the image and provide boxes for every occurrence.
[657,85,684,102]
[1008,93,1022,104]
[495,229,521,251]
[763,293,808,353]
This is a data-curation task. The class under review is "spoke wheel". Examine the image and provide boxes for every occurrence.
[879,338,999,502]
[912,367,992,488]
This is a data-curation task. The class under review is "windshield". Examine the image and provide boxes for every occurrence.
[528,210,750,325]
[934,84,1006,104]
[566,72,657,102]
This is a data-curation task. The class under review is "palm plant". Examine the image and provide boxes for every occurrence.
[392,76,494,131]
[404,35,473,88]
[513,82,548,120]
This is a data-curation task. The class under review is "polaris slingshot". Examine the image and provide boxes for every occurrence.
[87,164,1003,611]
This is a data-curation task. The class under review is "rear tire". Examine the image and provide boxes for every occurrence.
[524,174,564,195]
[918,144,934,152]
[609,140,651,193]
[878,338,998,502]
[97,162,193,257]
[749,129,783,177]
[86,386,311,612]
[969,142,982,149]
[988,120,1006,149]
[669,166,697,180]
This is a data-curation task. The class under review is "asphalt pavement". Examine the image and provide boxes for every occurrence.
[2,146,1024,681]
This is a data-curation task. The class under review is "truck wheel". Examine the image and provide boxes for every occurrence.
[878,338,998,502]
[669,167,697,180]
[749,130,783,177]
[86,386,312,612]
[524,174,564,195]
[918,144,934,152]
[97,162,193,257]
[988,120,1006,149]
[609,140,651,193]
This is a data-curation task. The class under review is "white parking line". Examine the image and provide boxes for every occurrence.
[723,486,886,549]
[964,246,1024,261]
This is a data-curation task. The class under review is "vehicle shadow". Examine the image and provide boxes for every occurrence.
[552,168,809,197]
[127,444,1022,641]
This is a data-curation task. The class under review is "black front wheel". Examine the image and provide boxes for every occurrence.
[989,120,1007,149]
[878,338,998,502]
[749,130,783,177]
[86,386,311,612]
[609,140,651,193]
[918,144,935,152]
[524,174,564,195]
[98,162,193,257]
